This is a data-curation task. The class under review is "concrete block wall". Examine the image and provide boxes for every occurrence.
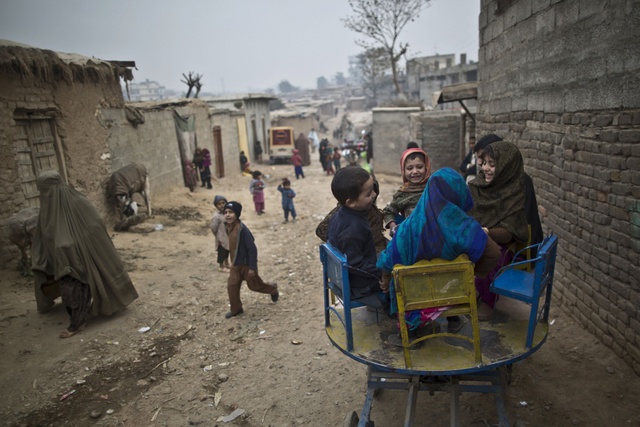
[371,107,422,175]
[478,0,640,373]
[412,110,463,172]
[373,108,465,176]
[99,107,183,200]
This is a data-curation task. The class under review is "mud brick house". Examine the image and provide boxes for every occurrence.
[0,41,244,270]
[0,40,135,268]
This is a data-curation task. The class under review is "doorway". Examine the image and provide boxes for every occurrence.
[14,116,65,207]
[213,126,224,178]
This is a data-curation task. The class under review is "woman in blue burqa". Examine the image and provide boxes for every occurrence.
[376,168,500,331]
[31,170,139,338]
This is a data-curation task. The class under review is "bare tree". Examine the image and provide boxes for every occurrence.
[343,0,430,96]
[357,47,389,106]
[317,76,329,90]
[181,71,204,98]
[278,80,298,93]
[193,79,203,98]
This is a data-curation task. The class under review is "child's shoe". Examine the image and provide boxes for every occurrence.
[415,321,442,337]
[447,316,465,333]
[477,301,495,321]
[270,284,279,302]
[225,308,244,319]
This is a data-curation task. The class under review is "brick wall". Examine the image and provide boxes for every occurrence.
[478,0,640,373]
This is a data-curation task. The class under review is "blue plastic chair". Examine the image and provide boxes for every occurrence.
[320,243,377,352]
[490,234,559,349]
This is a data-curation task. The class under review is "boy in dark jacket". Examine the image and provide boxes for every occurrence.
[327,167,390,308]
[223,201,278,318]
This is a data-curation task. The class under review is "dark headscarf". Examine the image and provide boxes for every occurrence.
[202,148,212,168]
[193,148,204,166]
[468,141,529,243]
[31,170,138,314]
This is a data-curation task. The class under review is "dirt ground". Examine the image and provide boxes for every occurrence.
[2,118,640,427]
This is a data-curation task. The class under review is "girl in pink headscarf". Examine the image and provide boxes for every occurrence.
[381,147,432,237]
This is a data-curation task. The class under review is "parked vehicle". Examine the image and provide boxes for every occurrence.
[269,126,295,163]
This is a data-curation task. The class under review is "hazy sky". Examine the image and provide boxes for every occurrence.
[0,0,480,94]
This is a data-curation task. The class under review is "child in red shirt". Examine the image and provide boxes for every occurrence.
[291,149,304,179]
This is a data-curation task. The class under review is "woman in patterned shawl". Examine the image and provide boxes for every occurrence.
[377,168,500,331]
[468,141,529,320]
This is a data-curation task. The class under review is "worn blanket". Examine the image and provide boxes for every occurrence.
[107,163,147,198]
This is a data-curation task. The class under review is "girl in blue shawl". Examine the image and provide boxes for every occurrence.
[377,168,500,330]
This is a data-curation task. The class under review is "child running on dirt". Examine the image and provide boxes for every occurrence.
[277,178,297,223]
[222,201,279,318]
[210,195,231,272]
[249,170,266,215]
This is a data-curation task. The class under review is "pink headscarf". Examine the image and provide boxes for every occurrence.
[400,148,431,189]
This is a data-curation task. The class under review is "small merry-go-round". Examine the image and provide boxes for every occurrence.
[319,234,558,427]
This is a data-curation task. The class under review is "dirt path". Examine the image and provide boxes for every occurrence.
[1,158,639,427]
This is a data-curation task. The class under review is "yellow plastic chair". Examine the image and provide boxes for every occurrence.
[393,255,482,368]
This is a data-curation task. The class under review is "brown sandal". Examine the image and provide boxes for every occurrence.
[59,324,85,339]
